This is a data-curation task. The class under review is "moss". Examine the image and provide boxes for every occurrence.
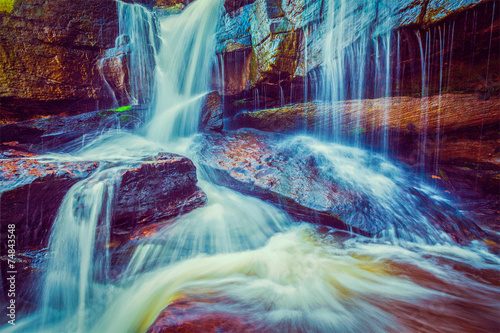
[108,105,132,112]
[0,0,15,13]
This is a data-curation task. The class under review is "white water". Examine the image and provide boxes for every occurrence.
[320,0,395,147]
[40,167,122,332]
[2,1,499,332]
[147,0,223,143]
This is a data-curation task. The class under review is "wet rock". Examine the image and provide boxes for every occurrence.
[198,129,486,242]
[0,0,118,123]
[0,106,145,154]
[113,152,207,231]
[235,94,500,167]
[200,91,224,132]
[217,0,495,110]
[99,39,134,106]
[0,152,206,253]
[397,0,484,26]
[224,0,256,13]
[235,94,500,136]
[0,158,100,252]
[147,297,255,333]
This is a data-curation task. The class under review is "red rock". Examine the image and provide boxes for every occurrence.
[147,297,257,333]
[113,153,207,232]
[0,152,206,253]
[0,158,100,252]
[200,91,224,133]
[198,129,487,242]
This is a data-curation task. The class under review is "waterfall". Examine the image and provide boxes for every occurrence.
[3,1,499,332]
[320,0,396,147]
[40,167,122,332]
[147,0,224,143]
[117,2,158,105]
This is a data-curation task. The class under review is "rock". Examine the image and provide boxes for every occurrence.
[200,91,224,132]
[0,0,119,123]
[0,158,100,252]
[0,106,144,154]
[99,41,134,107]
[147,297,254,333]
[0,152,206,253]
[397,0,484,26]
[113,152,207,231]
[217,0,496,111]
[224,0,256,13]
[197,129,486,242]
[235,94,500,137]
[234,94,500,171]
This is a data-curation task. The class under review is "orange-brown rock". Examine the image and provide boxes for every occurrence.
[0,152,206,253]
[147,297,256,333]
[0,0,118,123]
[0,158,100,252]
[99,50,134,106]
[200,91,223,132]
[236,94,500,139]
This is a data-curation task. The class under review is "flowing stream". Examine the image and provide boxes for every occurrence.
[2,0,499,332]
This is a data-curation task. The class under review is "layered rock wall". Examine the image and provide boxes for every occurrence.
[0,0,119,123]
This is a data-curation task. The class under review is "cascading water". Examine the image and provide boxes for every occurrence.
[320,0,395,149]
[147,0,223,143]
[2,0,499,332]
[98,2,157,107]
[40,167,121,331]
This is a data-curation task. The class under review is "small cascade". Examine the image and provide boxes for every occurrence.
[320,0,396,150]
[40,167,122,332]
[98,1,157,107]
[122,180,289,277]
[117,1,158,105]
[147,0,224,143]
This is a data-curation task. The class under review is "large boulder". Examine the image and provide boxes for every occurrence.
[113,153,207,231]
[0,152,206,253]
[0,0,119,123]
[197,129,487,243]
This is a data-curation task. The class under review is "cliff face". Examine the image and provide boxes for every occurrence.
[0,0,495,124]
[217,0,494,111]
[0,0,118,123]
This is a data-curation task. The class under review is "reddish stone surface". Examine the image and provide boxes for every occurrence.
[200,91,224,133]
[0,152,206,253]
[113,153,207,232]
[147,297,257,333]
[198,129,487,242]
[0,158,100,252]
[199,129,359,233]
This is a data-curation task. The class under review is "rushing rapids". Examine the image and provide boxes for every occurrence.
[1,0,499,332]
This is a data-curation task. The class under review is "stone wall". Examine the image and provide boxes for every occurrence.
[0,0,118,123]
